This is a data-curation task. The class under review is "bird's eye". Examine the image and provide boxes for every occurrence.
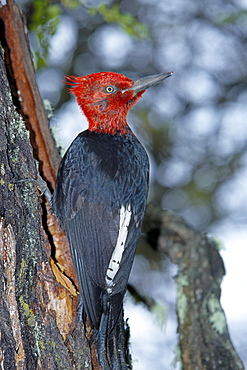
[104,85,116,94]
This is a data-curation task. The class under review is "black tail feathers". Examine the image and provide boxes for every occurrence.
[95,295,132,370]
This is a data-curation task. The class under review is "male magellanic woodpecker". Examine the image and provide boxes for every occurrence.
[52,71,172,369]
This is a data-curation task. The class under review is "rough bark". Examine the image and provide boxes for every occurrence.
[0,0,75,284]
[0,42,93,368]
[143,205,244,370]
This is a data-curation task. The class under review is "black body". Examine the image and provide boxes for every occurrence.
[52,130,149,336]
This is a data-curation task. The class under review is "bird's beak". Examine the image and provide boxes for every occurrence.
[131,72,173,93]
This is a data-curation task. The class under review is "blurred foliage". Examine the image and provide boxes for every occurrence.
[29,0,61,68]
[89,4,148,38]
[215,9,247,25]
[27,0,147,68]
[18,0,247,231]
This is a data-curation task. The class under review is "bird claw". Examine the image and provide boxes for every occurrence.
[17,160,52,202]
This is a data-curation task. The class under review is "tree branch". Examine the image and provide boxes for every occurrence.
[143,204,244,369]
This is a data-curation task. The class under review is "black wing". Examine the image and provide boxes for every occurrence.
[52,130,149,330]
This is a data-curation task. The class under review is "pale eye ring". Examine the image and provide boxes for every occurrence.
[104,85,116,94]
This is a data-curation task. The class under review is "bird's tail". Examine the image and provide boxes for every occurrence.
[96,295,132,370]
[97,305,111,370]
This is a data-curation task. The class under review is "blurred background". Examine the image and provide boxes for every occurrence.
[16,0,247,368]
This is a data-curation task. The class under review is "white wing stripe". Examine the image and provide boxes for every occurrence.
[106,204,132,291]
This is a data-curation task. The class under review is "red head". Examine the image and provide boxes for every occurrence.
[65,71,173,135]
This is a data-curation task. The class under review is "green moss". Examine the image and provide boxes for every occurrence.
[19,259,28,278]
[208,295,227,335]
[150,302,168,328]
[171,345,182,369]
[1,163,5,175]
[176,274,189,326]
[19,295,36,327]
[8,183,14,191]
[7,118,28,144]
[19,295,50,356]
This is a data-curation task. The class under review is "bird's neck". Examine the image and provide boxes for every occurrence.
[83,106,132,135]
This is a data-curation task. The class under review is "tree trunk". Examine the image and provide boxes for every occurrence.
[0,39,93,370]
[0,1,244,369]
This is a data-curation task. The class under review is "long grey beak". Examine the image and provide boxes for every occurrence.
[132,72,173,92]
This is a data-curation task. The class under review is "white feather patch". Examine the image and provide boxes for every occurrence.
[106,204,132,292]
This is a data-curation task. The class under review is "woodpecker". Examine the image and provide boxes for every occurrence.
[52,71,172,369]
